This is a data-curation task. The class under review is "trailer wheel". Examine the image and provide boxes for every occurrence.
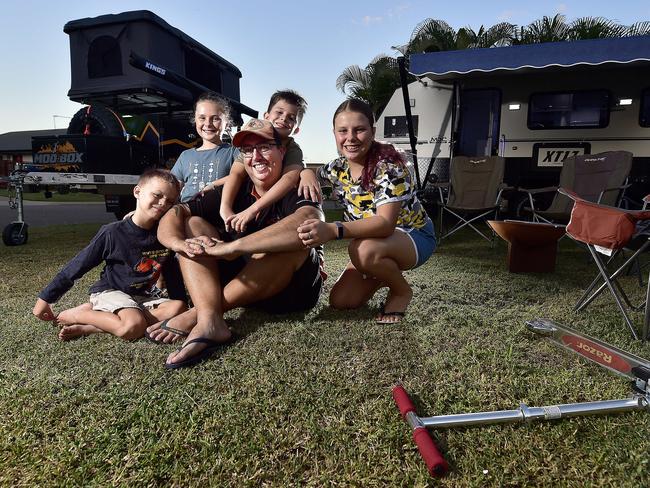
[2,222,28,246]
[67,105,125,136]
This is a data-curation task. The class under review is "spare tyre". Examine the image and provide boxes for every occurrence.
[67,105,125,137]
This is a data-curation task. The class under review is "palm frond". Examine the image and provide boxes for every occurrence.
[519,14,569,43]
[568,17,625,40]
[407,18,456,54]
[626,21,650,36]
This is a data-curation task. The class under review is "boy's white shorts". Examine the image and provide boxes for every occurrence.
[89,289,169,313]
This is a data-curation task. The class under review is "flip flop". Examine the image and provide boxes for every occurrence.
[164,335,235,370]
[145,319,189,344]
[375,311,406,324]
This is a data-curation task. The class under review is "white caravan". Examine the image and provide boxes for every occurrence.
[378,35,650,210]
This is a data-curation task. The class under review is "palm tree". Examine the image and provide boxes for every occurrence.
[456,22,518,49]
[567,16,625,40]
[516,13,570,44]
[335,55,401,119]
[394,19,516,54]
[398,18,456,54]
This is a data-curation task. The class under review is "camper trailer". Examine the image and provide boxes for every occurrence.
[379,35,650,214]
[3,10,256,245]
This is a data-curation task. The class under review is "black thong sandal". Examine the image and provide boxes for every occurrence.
[145,319,189,344]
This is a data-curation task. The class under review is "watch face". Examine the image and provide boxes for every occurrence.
[336,221,344,239]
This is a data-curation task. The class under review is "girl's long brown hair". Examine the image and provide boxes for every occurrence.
[333,99,405,190]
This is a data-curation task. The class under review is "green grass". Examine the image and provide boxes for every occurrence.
[1,224,649,486]
[0,189,104,202]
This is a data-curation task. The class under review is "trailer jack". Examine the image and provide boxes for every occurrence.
[393,318,650,477]
[1,166,31,246]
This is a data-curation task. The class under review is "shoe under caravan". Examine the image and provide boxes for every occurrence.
[379,35,650,211]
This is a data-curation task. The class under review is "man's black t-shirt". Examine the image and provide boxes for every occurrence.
[187,179,321,239]
[186,180,324,313]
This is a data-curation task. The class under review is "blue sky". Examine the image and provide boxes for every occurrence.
[1,0,649,162]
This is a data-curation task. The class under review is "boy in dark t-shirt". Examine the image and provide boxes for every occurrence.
[33,169,186,341]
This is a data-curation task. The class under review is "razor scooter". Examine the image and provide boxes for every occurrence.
[393,318,650,477]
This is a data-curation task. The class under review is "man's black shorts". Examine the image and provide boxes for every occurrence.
[218,248,322,314]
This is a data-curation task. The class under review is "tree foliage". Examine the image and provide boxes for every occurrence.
[335,55,401,119]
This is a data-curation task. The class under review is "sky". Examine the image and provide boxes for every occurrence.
[1,0,649,163]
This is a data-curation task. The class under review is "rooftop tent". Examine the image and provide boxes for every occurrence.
[64,10,257,124]
[409,35,650,81]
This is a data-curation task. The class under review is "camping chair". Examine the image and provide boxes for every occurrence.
[433,155,508,242]
[561,188,650,341]
[520,151,633,224]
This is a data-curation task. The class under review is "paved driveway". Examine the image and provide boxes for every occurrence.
[0,197,115,228]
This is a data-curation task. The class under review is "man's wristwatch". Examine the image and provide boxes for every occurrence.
[334,221,344,240]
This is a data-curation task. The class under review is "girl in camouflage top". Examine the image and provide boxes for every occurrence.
[297,99,436,323]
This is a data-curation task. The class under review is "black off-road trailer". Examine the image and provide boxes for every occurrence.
[3,10,257,245]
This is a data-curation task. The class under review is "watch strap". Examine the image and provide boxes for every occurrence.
[334,221,344,240]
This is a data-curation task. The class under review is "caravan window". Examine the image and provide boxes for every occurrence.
[640,89,650,127]
[383,115,418,138]
[528,90,610,130]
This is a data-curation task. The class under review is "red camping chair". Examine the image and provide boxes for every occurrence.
[561,188,650,340]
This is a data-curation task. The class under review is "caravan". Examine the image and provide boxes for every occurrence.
[379,35,650,214]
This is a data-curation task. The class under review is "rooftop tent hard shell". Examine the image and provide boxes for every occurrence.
[64,10,257,123]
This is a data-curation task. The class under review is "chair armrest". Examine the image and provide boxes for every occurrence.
[518,186,559,195]
[494,185,515,204]
[514,186,559,213]
[596,183,633,204]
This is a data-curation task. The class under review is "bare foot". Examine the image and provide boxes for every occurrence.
[146,308,197,344]
[57,303,92,326]
[165,316,232,367]
[58,324,103,341]
[376,287,413,324]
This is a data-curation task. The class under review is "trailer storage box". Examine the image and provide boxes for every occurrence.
[30,135,155,175]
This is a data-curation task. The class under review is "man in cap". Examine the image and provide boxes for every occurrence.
[155,119,324,369]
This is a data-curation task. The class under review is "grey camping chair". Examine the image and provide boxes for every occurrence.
[520,151,633,224]
[433,155,508,242]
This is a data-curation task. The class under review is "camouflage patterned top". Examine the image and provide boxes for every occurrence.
[318,156,428,229]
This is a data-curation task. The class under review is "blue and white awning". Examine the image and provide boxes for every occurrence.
[409,35,650,80]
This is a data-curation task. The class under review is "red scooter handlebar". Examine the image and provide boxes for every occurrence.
[392,385,449,477]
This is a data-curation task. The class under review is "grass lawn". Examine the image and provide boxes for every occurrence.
[1,224,649,486]
[0,189,104,203]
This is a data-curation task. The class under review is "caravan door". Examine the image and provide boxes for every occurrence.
[457,89,501,157]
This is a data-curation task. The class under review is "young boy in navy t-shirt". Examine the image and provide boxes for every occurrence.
[33,169,186,341]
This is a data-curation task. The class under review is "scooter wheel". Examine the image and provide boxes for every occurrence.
[2,222,28,246]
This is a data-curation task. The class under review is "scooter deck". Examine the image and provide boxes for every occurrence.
[526,318,650,386]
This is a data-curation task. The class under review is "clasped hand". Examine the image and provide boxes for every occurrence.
[178,235,236,259]
[297,219,335,247]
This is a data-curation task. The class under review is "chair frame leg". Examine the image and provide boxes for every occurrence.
[644,270,650,341]
[576,242,650,312]
[585,244,639,340]
[439,208,495,242]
